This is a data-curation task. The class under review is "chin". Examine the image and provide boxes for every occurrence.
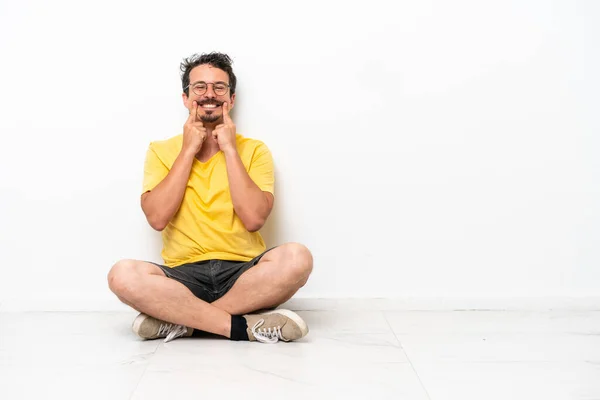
[200,113,222,124]
[201,115,220,123]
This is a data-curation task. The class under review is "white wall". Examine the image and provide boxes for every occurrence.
[1,0,598,311]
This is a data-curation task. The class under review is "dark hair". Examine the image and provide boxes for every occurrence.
[180,52,237,96]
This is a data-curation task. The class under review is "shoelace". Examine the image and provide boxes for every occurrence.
[251,319,283,344]
[158,323,188,343]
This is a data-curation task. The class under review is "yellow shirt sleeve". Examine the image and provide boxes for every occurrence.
[142,143,169,194]
[248,142,275,195]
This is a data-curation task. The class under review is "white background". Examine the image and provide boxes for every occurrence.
[0,0,598,310]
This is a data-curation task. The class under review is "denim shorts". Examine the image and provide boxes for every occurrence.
[148,248,273,303]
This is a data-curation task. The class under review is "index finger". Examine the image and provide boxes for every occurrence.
[222,101,232,123]
[187,101,198,123]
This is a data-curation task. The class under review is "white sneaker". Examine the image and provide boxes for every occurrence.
[132,313,193,343]
[244,309,309,343]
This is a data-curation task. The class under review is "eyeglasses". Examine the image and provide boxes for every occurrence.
[184,81,230,96]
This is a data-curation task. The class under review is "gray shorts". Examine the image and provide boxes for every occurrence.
[149,248,274,303]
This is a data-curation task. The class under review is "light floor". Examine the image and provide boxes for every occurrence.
[1,310,599,399]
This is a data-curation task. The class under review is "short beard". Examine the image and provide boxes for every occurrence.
[200,113,220,123]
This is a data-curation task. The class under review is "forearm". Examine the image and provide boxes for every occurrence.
[223,148,270,232]
[142,149,196,231]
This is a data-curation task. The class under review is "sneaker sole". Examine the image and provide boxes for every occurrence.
[132,313,149,338]
[260,309,309,338]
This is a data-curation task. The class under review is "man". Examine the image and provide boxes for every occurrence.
[108,52,313,344]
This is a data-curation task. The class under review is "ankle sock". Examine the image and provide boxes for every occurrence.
[230,315,249,341]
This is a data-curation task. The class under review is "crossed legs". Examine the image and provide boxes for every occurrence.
[107,243,313,338]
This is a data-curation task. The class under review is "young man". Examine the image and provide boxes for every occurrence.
[108,52,312,344]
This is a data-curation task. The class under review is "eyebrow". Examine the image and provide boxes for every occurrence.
[190,80,228,85]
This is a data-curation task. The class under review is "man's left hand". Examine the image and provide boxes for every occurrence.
[213,102,237,153]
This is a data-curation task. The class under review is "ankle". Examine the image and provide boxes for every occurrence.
[229,315,249,341]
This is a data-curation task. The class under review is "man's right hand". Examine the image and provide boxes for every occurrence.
[182,101,206,156]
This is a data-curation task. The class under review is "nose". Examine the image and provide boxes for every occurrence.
[204,83,217,98]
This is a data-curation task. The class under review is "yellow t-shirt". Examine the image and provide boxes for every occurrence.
[142,133,274,267]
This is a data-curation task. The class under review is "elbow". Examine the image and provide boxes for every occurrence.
[244,217,266,233]
[150,221,167,232]
[147,214,168,231]
[141,195,167,231]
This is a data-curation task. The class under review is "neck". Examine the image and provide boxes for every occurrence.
[195,132,221,161]
[194,119,222,160]
[202,118,222,134]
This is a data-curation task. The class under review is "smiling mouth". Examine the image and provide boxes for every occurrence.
[199,103,221,110]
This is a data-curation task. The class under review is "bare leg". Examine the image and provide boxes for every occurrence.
[107,260,231,337]
[211,243,313,315]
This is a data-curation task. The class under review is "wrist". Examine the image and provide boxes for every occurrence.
[222,146,238,157]
[180,147,198,161]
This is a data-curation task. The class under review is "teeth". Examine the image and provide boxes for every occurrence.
[202,104,217,108]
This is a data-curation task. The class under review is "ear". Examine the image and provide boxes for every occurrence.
[228,93,236,110]
[182,92,190,108]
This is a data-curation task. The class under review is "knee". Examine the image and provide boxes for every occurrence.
[282,243,313,284]
[107,259,138,297]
